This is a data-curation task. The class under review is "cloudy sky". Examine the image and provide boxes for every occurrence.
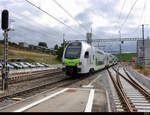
[0,0,149,53]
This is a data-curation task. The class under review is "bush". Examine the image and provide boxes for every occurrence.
[24,58,36,63]
[137,64,144,69]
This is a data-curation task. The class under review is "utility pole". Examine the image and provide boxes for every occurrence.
[86,28,92,45]
[63,33,65,43]
[119,31,122,64]
[50,56,52,65]
[2,30,9,90]
[86,33,92,45]
[142,24,145,67]
[1,10,9,90]
[91,28,92,46]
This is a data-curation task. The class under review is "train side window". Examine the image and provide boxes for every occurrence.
[84,51,89,58]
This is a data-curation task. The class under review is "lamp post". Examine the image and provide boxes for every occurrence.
[142,24,145,67]
[119,31,122,64]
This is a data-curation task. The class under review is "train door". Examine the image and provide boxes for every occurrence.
[84,51,90,72]
[90,48,95,69]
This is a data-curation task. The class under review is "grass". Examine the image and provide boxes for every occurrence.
[0,43,61,64]
[114,53,136,61]
[131,63,150,78]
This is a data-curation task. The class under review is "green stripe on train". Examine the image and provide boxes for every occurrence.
[64,58,80,66]
[103,57,105,68]
[95,56,98,71]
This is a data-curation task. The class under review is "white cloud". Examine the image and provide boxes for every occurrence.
[28,0,91,27]
[0,0,149,51]
[23,11,31,16]
[106,30,119,35]
[115,0,150,31]
[90,14,110,29]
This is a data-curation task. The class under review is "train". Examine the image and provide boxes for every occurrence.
[62,41,118,76]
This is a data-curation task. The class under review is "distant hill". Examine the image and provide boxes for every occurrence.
[114,53,136,61]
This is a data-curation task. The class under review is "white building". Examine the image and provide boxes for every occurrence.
[19,42,29,48]
[137,39,150,67]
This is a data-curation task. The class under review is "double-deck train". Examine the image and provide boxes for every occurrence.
[62,41,118,76]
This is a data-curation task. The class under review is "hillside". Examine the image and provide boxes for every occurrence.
[0,43,61,64]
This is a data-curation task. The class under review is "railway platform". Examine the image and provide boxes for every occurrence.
[0,87,110,112]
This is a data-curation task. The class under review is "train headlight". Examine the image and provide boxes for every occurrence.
[77,62,82,66]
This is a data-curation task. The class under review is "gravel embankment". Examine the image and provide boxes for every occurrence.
[126,66,150,90]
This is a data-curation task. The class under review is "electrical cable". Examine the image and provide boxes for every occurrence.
[119,0,139,31]
[124,0,147,37]
[24,0,85,38]
[52,0,88,33]
[5,9,63,42]
[118,0,126,27]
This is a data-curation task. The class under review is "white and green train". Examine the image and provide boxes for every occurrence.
[62,41,117,76]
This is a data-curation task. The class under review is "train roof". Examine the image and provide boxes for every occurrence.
[70,41,106,52]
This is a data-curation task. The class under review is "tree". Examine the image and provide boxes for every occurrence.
[54,44,59,50]
[56,42,68,61]
[38,42,48,48]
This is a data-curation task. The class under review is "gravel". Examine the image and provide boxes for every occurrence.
[95,69,117,112]
[63,69,117,112]
[126,66,150,91]
[0,72,65,97]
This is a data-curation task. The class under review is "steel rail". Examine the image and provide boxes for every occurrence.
[112,66,150,99]
[0,69,62,86]
[0,73,68,102]
[123,66,150,98]
[107,69,134,112]
[0,69,59,81]
[0,69,101,107]
[116,68,136,112]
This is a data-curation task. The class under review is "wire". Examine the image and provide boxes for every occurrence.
[52,0,88,33]
[139,0,147,25]
[118,0,126,25]
[6,8,63,42]
[92,34,118,39]
[123,0,147,38]
[114,0,126,33]
[96,0,125,37]
[119,0,139,31]
[24,0,85,38]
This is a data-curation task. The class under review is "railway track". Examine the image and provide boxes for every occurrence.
[0,69,101,110]
[0,68,62,87]
[108,65,150,112]
[0,73,69,108]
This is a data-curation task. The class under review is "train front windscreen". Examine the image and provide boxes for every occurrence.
[65,42,81,59]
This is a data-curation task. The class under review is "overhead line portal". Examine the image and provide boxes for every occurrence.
[67,37,143,43]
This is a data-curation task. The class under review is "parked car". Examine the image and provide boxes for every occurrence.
[31,62,42,67]
[14,63,24,69]
[9,63,22,69]
[31,63,39,67]
[17,62,29,68]
[35,63,45,67]
[0,63,2,70]
[40,63,49,67]
[23,62,36,68]
[16,63,25,68]
[0,63,14,71]
[0,63,2,68]
[7,63,14,69]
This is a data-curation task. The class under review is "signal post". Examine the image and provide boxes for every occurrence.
[1,9,9,90]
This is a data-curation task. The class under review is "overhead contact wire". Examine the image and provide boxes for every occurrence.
[24,0,85,38]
